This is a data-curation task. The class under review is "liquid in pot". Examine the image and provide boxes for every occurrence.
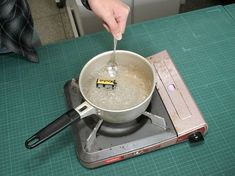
[84,64,152,110]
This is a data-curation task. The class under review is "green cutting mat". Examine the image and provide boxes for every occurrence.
[225,3,235,19]
[1,5,235,176]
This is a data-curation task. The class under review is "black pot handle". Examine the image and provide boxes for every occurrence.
[25,109,80,149]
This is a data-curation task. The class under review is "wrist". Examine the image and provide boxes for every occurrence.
[81,0,91,10]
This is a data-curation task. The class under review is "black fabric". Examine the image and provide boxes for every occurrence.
[81,0,91,10]
[0,0,38,62]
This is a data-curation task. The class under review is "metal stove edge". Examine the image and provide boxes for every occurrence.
[148,50,208,137]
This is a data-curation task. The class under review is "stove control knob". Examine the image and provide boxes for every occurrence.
[188,132,204,143]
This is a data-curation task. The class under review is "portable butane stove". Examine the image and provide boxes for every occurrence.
[64,50,208,168]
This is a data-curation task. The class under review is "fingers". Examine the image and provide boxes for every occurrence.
[116,14,128,35]
[89,0,130,40]
[102,14,122,40]
[117,5,130,34]
[103,23,110,32]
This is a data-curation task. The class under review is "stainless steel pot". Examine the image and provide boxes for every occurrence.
[25,50,155,149]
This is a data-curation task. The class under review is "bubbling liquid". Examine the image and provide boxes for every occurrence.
[84,64,152,110]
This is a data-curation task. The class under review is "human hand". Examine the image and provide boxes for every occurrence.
[88,0,130,40]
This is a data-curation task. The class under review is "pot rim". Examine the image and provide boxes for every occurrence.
[79,50,155,112]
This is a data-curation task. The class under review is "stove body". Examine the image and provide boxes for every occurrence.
[64,50,208,168]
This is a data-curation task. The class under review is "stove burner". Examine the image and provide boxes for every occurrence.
[83,104,151,137]
[99,115,148,137]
